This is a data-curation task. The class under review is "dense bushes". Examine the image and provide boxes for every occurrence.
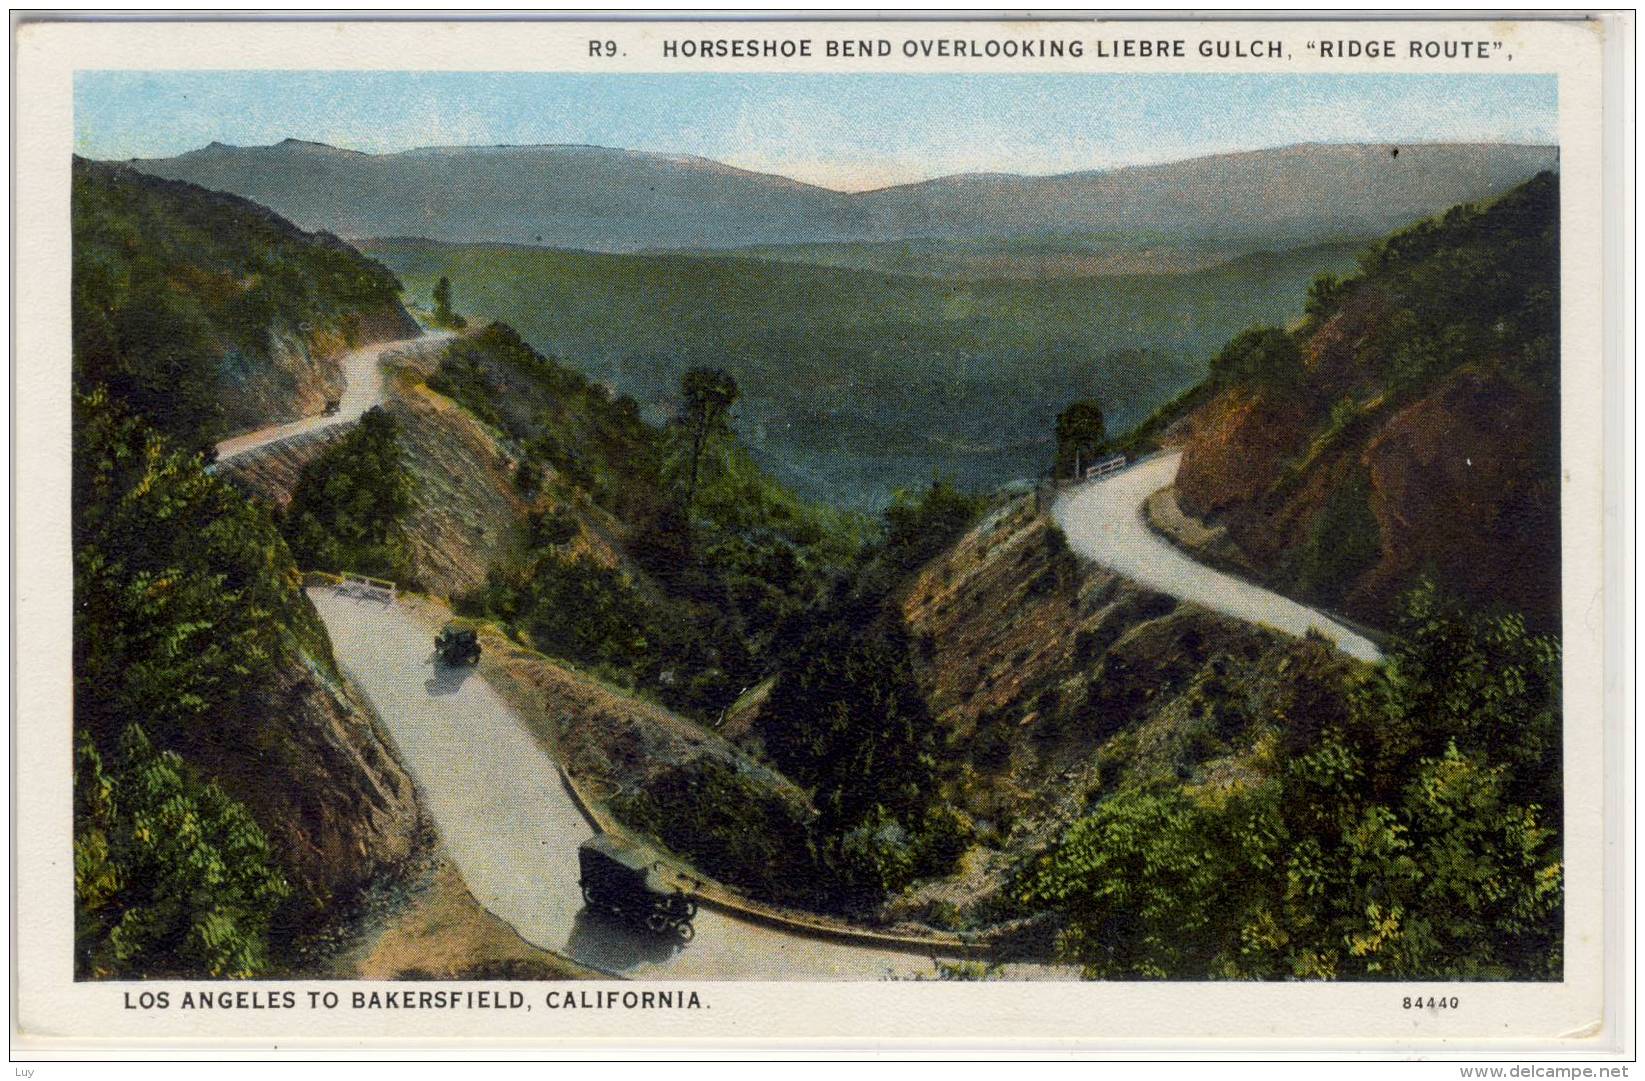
[72,390,322,977]
[1290,466,1382,604]
[1015,583,1562,980]
[75,727,290,979]
[72,272,226,455]
[1352,171,1558,397]
[761,617,936,831]
[476,550,654,676]
[748,478,988,900]
[1207,325,1303,389]
[879,477,988,579]
[281,407,415,582]
[73,389,325,750]
[611,757,819,904]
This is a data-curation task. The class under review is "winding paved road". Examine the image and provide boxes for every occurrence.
[1052,451,1383,663]
[244,323,1372,975]
[310,588,1017,980]
[213,331,453,463]
[219,318,1019,978]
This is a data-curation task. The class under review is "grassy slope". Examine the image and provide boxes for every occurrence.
[363,238,1362,508]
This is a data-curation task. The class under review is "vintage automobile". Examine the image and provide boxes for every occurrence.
[577,834,697,940]
[323,398,341,416]
[433,619,481,666]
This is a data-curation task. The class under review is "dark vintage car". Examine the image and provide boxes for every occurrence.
[577,834,697,940]
[433,620,481,666]
[323,398,341,416]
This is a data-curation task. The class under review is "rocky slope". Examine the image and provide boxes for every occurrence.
[217,330,633,602]
[872,496,1364,930]
[1165,172,1560,630]
[214,652,419,910]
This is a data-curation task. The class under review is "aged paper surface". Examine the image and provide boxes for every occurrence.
[11,14,1629,1052]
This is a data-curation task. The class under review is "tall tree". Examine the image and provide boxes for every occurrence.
[432,276,455,327]
[1055,398,1107,478]
[678,367,739,509]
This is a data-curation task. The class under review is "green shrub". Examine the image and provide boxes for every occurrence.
[281,406,415,581]
[1207,325,1303,389]
[73,389,324,748]
[519,550,652,671]
[76,726,291,979]
[759,615,937,831]
[836,805,918,895]
[1292,466,1382,606]
[1015,583,1562,980]
[881,476,986,576]
[1015,787,1242,979]
[913,802,976,877]
[1304,271,1349,320]
[611,756,820,905]
[528,505,579,547]
[513,459,542,495]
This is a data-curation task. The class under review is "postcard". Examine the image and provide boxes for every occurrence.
[10,13,1632,1055]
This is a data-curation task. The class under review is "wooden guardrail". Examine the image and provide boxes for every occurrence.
[1085,453,1127,480]
[302,569,397,604]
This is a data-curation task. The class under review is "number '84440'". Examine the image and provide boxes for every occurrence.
[1403,995,1460,1010]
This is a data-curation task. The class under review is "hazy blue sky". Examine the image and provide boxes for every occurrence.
[75,71,1556,191]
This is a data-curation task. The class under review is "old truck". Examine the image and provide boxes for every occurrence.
[577,834,697,940]
[433,619,481,666]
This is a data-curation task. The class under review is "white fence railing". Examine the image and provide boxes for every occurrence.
[1085,454,1127,480]
[341,572,396,604]
[305,570,397,604]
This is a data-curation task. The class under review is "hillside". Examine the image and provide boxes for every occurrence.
[852,142,1557,248]
[69,165,531,980]
[71,157,418,452]
[123,140,1554,254]
[70,152,1565,981]
[886,498,1365,934]
[362,238,1363,507]
[72,389,423,978]
[233,320,875,914]
[707,477,1559,979]
[1150,172,1560,630]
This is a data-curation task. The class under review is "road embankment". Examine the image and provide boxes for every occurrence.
[1054,452,1384,663]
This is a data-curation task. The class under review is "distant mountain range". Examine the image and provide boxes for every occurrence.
[120,139,1557,254]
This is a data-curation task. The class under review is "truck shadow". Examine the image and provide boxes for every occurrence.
[564,907,689,972]
[424,658,476,697]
